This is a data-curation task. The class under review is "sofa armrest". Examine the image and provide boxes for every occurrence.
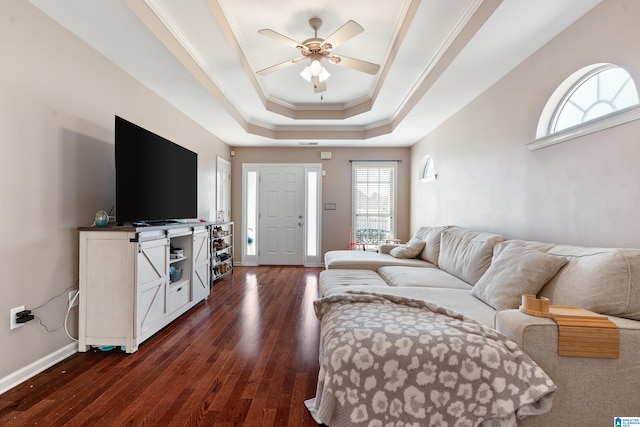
[379,243,400,254]
[497,309,640,355]
[495,309,557,352]
[495,309,640,427]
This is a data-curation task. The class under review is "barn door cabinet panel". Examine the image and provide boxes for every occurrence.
[137,236,169,341]
[192,228,210,301]
[78,223,211,353]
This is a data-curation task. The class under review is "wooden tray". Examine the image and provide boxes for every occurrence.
[548,305,608,320]
[519,295,619,359]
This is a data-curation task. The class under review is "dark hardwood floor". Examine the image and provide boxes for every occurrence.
[0,266,323,426]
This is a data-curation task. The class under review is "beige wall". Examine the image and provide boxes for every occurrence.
[5,0,639,391]
[411,0,640,248]
[230,147,411,259]
[0,0,229,382]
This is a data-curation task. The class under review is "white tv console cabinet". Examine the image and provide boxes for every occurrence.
[78,222,212,353]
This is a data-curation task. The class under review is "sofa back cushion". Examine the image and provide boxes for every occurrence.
[471,243,568,310]
[438,227,506,285]
[414,225,450,265]
[539,245,640,320]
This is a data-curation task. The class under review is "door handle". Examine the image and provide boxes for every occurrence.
[298,222,304,226]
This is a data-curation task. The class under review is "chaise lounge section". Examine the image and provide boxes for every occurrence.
[314,225,640,426]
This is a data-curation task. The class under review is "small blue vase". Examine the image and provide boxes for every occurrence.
[95,210,109,227]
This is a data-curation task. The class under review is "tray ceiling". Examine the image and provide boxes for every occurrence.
[28,0,601,147]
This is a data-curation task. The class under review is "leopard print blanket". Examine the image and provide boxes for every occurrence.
[305,292,556,427]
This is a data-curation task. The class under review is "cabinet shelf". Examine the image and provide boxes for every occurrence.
[168,278,189,288]
[211,221,233,283]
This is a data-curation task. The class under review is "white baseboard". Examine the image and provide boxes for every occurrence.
[0,342,78,395]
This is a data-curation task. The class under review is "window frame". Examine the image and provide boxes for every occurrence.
[529,64,640,151]
[351,161,398,249]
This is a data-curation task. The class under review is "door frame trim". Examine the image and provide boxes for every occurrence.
[216,156,231,222]
[241,163,322,267]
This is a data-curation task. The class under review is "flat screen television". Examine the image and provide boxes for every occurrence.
[115,115,198,225]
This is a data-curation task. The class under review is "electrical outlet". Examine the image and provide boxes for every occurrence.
[10,306,25,331]
[68,290,79,308]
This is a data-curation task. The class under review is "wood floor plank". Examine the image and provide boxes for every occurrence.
[0,266,322,426]
[0,353,122,425]
[286,373,309,427]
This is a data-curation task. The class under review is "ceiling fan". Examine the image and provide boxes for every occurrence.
[256,17,380,93]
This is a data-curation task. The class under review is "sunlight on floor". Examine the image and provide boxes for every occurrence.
[239,272,262,357]
[297,271,321,361]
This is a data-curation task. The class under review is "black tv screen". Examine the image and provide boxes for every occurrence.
[115,116,197,225]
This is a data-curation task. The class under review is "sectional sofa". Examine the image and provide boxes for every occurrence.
[315,225,640,426]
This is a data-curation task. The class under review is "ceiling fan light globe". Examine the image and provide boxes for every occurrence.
[309,59,322,76]
[300,66,312,82]
[319,67,331,82]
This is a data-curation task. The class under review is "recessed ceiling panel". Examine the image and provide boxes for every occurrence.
[28,0,603,146]
[224,0,404,106]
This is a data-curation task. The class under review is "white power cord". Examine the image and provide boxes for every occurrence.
[31,284,78,340]
[65,290,79,341]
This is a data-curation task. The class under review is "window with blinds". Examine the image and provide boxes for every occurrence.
[352,161,397,248]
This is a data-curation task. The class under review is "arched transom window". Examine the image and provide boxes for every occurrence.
[551,65,638,134]
[530,64,640,150]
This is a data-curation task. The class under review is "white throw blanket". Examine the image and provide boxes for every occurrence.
[306,292,556,427]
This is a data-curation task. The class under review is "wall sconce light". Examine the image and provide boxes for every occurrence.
[420,155,438,182]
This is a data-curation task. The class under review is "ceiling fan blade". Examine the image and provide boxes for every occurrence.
[329,55,380,75]
[312,76,327,93]
[256,58,304,76]
[258,29,309,54]
[321,20,364,50]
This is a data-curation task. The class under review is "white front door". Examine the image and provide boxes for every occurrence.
[258,165,304,265]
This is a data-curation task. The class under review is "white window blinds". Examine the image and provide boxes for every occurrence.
[352,161,397,246]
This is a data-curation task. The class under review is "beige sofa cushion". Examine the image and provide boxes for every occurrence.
[378,266,472,290]
[438,227,506,285]
[540,245,640,320]
[323,285,497,327]
[319,269,389,296]
[471,243,568,310]
[389,237,425,259]
[324,250,437,270]
[414,225,450,265]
